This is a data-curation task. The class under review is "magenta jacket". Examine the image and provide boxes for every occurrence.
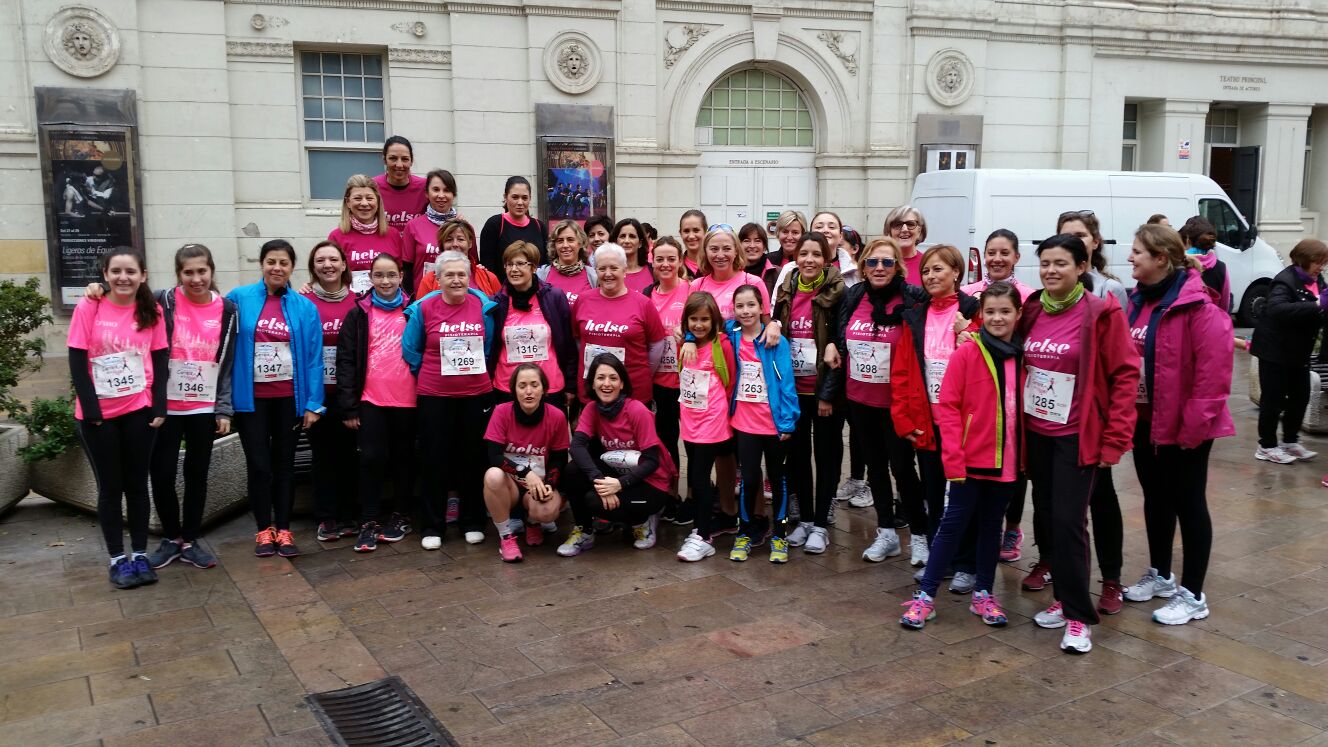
[1129,268,1235,449]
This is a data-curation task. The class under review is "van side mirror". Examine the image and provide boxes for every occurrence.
[1243,223,1258,250]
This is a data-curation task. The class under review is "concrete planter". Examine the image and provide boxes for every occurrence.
[30,432,250,534]
[0,424,31,517]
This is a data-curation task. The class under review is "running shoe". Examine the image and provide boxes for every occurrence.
[524,523,545,547]
[826,499,838,526]
[147,538,183,569]
[751,522,774,548]
[1255,446,1297,464]
[254,527,277,557]
[1280,442,1318,461]
[949,571,977,595]
[1060,620,1092,654]
[1022,560,1053,591]
[179,542,217,569]
[421,534,441,551]
[909,534,929,568]
[999,528,1023,563]
[848,484,875,508]
[275,529,300,558]
[1152,587,1209,625]
[900,590,936,629]
[660,502,678,524]
[338,522,358,538]
[804,526,829,554]
[1124,567,1177,602]
[711,512,740,537]
[969,591,1008,626]
[378,513,410,542]
[671,500,695,526]
[730,534,752,562]
[109,557,137,589]
[632,513,659,550]
[1034,601,1066,629]
[499,533,523,563]
[464,531,485,545]
[787,521,814,547]
[558,526,595,557]
[762,478,773,500]
[446,494,460,523]
[836,477,867,502]
[769,537,789,564]
[316,520,340,542]
[129,556,158,587]
[355,523,378,553]
[677,530,715,562]
[862,527,901,562]
[1098,580,1125,615]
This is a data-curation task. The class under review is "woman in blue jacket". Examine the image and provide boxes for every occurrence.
[227,239,325,558]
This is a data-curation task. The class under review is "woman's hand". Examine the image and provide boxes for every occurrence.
[84,283,105,300]
[778,432,791,441]
[905,429,923,444]
[761,320,783,348]
[149,417,165,428]
[817,399,833,417]
[680,341,698,366]
[215,417,231,436]
[823,344,841,369]
[526,473,551,501]
[302,410,321,429]
[957,330,975,345]
[953,315,971,335]
[344,417,360,430]
[297,281,314,295]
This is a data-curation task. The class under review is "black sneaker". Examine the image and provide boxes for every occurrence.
[180,542,217,569]
[130,556,158,586]
[337,522,358,538]
[892,501,909,529]
[316,520,341,542]
[109,557,137,589]
[711,512,741,536]
[254,527,277,557]
[378,513,409,543]
[355,522,378,553]
[660,502,678,524]
[147,538,183,569]
[672,500,695,527]
[275,529,300,558]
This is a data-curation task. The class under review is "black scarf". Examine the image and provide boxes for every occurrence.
[595,394,626,420]
[514,400,545,427]
[507,280,538,312]
[979,328,1022,362]
[1134,270,1178,304]
[866,275,905,329]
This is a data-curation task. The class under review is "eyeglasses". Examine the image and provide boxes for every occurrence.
[1058,210,1095,222]
[891,220,921,231]
[370,272,400,280]
[864,257,896,268]
[504,261,533,269]
[708,223,734,232]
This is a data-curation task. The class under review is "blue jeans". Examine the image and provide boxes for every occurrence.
[919,478,1016,598]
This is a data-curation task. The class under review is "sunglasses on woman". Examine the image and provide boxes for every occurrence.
[864,257,896,268]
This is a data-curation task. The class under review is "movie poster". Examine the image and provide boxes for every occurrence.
[538,138,612,225]
[42,128,140,310]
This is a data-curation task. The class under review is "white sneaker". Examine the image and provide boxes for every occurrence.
[1034,601,1066,629]
[862,527,901,562]
[557,526,595,557]
[1060,620,1092,654]
[1152,587,1210,625]
[632,513,660,550]
[826,499,838,526]
[1124,566,1178,602]
[676,530,714,562]
[909,535,929,568]
[1281,442,1318,461]
[541,521,558,534]
[836,478,867,502]
[949,571,977,595]
[420,535,442,551]
[848,489,875,508]
[787,521,813,547]
[804,526,829,554]
[1256,446,1297,465]
[464,531,485,545]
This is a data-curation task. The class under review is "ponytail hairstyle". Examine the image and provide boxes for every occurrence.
[681,291,723,344]
[307,239,353,290]
[1056,210,1115,280]
[175,243,218,291]
[679,209,708,233]
[1134,224,1200,273]
[101,246,159,330]
[502,176,532,210]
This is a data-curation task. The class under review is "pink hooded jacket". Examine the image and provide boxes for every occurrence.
[1130,268,1235,449]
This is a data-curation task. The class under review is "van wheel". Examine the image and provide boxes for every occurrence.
[1237,282,1270,326]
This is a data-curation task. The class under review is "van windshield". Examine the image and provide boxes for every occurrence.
[1199,198,1245,249]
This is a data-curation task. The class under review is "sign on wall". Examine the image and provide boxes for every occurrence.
[538,138,613,225]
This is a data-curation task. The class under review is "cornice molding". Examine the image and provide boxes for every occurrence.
[226,39,295,59]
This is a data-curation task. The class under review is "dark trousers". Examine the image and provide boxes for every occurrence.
[848,413,865,481]
[417,393,492,535]
[848,402,922,531]
[684,440,729,538]
[564,461,669,526]
[150,412,216,542]
[357,402,417,523]
[235,397,298,531]
[1005,477,1028,526]
[788,395,843,528]
[1133,420,1214,596]
[306,397,357,525]
[1091,467,1124,582]
[652,385,682,473]
[919,478,1016,598]
[736,429,789,538]
[1258,358,1311,448]
[1027,431,1100,625]
[79,407,155,557]
[915,426,947,544]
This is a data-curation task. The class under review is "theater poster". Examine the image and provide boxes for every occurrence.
[538,138,613,225]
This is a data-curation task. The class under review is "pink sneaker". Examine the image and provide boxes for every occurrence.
[969,591,1008,626]
[499,534,523,563]
[524,523,544,547]
[999,528,1023,563]
[900,591,936,630]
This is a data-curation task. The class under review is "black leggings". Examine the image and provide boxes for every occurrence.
[357,402,417,523]
[1257,358,1311,448]
[417,393,492,535]
[150,412,216,542]
[736,430,789,537]
[684,440,730,538]
[79,407,155,557]
[1005,477,1028,526]
[1091,467,1124,582]
[788,395,843,528]
[915,427,947,544]
[848,414,865,481]
[306,397,357,525]
[1133,421,1214,596]
[1027,431,1099,625]
[653,385,681,476]
[563,461,669,526]
[235,396,298,531]
[848,402,921,531]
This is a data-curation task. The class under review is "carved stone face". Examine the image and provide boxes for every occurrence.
[938,62,961,93]
[559,45,585,78]
[69,30,93,57]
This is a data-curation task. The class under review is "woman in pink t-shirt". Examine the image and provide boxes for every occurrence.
[679,210,707,276]
[556,354,678,558]
[571,243,668,406]
[488,241,577,406]
[400,169,462,297]
[612,218,654,294]
[372,135,428,231]
[538,220,598,310]
[327,174,404,295]
[645,238,690,521]
[885,205,927,286]
[690,226,771,320]
[68,247,169,590]
[676,292,736,557]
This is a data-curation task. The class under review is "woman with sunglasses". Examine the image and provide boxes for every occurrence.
[884,205,927,284]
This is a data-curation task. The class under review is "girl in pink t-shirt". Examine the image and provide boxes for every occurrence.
[676,292,736,556]
[67,247,169,589]
[328,174,404,294]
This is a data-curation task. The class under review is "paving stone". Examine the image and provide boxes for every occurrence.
[0,641,135,694]
[1114,658,1264,717]
[0,677,91,724]
[101,706,272,747]
[0,695,155,747]
[89,649,239,701]
[1154,696,1320,746]
[679,691,838,747]
[802,701,970,746]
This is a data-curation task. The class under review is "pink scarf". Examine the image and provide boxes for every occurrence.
[350,216,380,235]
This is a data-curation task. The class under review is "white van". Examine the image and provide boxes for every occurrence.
[908,169,1285,323]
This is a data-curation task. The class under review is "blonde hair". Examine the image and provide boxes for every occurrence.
[858,238,904,280]
[698,226,740,276]
[920,244,964,292]
[1134,224,1201,272]
[339,174,388,235]
[776,210,807,234]
[551,219,587,260]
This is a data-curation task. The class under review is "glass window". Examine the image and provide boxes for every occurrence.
[1304,118,1313,209]
[309,150,386,200]
[1205,107,1239,146]
[1199,198,1245,248]
[695,69,814,149]
[1122,103,1138,140]
[1121,144,1136,172]
[1121,103,1138,171]
[299,49,388,199]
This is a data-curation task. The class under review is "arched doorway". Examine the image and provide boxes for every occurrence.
[694,68,817,233]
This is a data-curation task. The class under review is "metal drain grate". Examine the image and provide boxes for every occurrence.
[306,676,459,746]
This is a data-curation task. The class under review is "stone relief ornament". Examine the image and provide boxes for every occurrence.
[544,31,601,94]
[392,21,428,37]
[664,24,710,69]
[816,31,858,76]
[925,48,975,106]
[249,14,288,31]
[44,7,120,78]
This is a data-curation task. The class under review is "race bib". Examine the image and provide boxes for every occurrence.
[659,338,678,373]
[350,270,372,294]
[679,368,712,410]
[440,335,484,376]
[506,452,547,479]
[1023,365,1076,424]
[167,359,219,402]
[849,341,891,385]
[925,359,948,404]
[790,337,817,377]
[322,346,337,386]
[582,343,626,377]
[601,449,641,474]
[504,324,550,363]
[92,351,146,398]
[1136,362,1149,404]
[737,361,767,403]
[254,342,293,382]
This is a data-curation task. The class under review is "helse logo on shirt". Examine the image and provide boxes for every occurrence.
[257,317,289,334]
[1024,337,1070,355]
[323,318,343,334]
[387,210,413,224]
[349,249,378,264]
[506,443,548,456]
[439,320,483,335]
[849,319,888,334]
[1130,326,1148,343]
[583,319,629,334]
[601,437,638,450]
[790,318,814,333]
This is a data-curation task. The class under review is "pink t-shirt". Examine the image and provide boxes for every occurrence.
[731,336,776,436]
[651,283,690,389]
[961,277,1036,302]
[484,402,570,480]
[690,272,770,320]
[789,290,817,395]
[373,173,428,231]
[67,298,168,421]
[327,227,404,294]
[166,288,224,413]
[362,305,417,408]
[401,215,444,296]
[922,301,961,406]
[679,337,734,444]
[1130,298,1156,422]
[624,268,654,295]
[1024,300,1088,436]
[494,297,562,394]
[572,290,666,404]
[304,291,357,393]
[576,398,676,494]
[844,294,902,409]
[254,295,295,399]
[544,269,594,310]
[900,251,924,287]
[414,293,492,398]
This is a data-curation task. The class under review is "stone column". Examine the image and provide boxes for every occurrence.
[1137,98,1208,174]
[1244,103,1312,250]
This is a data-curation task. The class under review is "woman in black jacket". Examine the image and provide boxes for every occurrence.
[486,241,579,409]
[1251,239,1328,465]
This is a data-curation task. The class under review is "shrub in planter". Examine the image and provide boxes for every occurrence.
[0,277,52,515]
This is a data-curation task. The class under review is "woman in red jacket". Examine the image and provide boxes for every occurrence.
[1122,224,1234,625]
[1021,233,1139,655]
[902,282,1024,630]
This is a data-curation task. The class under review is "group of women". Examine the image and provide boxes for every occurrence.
[67,135,1275,658]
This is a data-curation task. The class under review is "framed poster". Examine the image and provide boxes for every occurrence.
[537,137,613,225]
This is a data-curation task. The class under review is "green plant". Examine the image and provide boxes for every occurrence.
[0,277,52,418]
[16,395,77,463]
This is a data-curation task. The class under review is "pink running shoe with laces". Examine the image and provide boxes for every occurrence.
[524,523,544,547]
[969,591,1008,626]
[999,528,1023,563]
[900,591,936,629]
[498,534,523,563]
